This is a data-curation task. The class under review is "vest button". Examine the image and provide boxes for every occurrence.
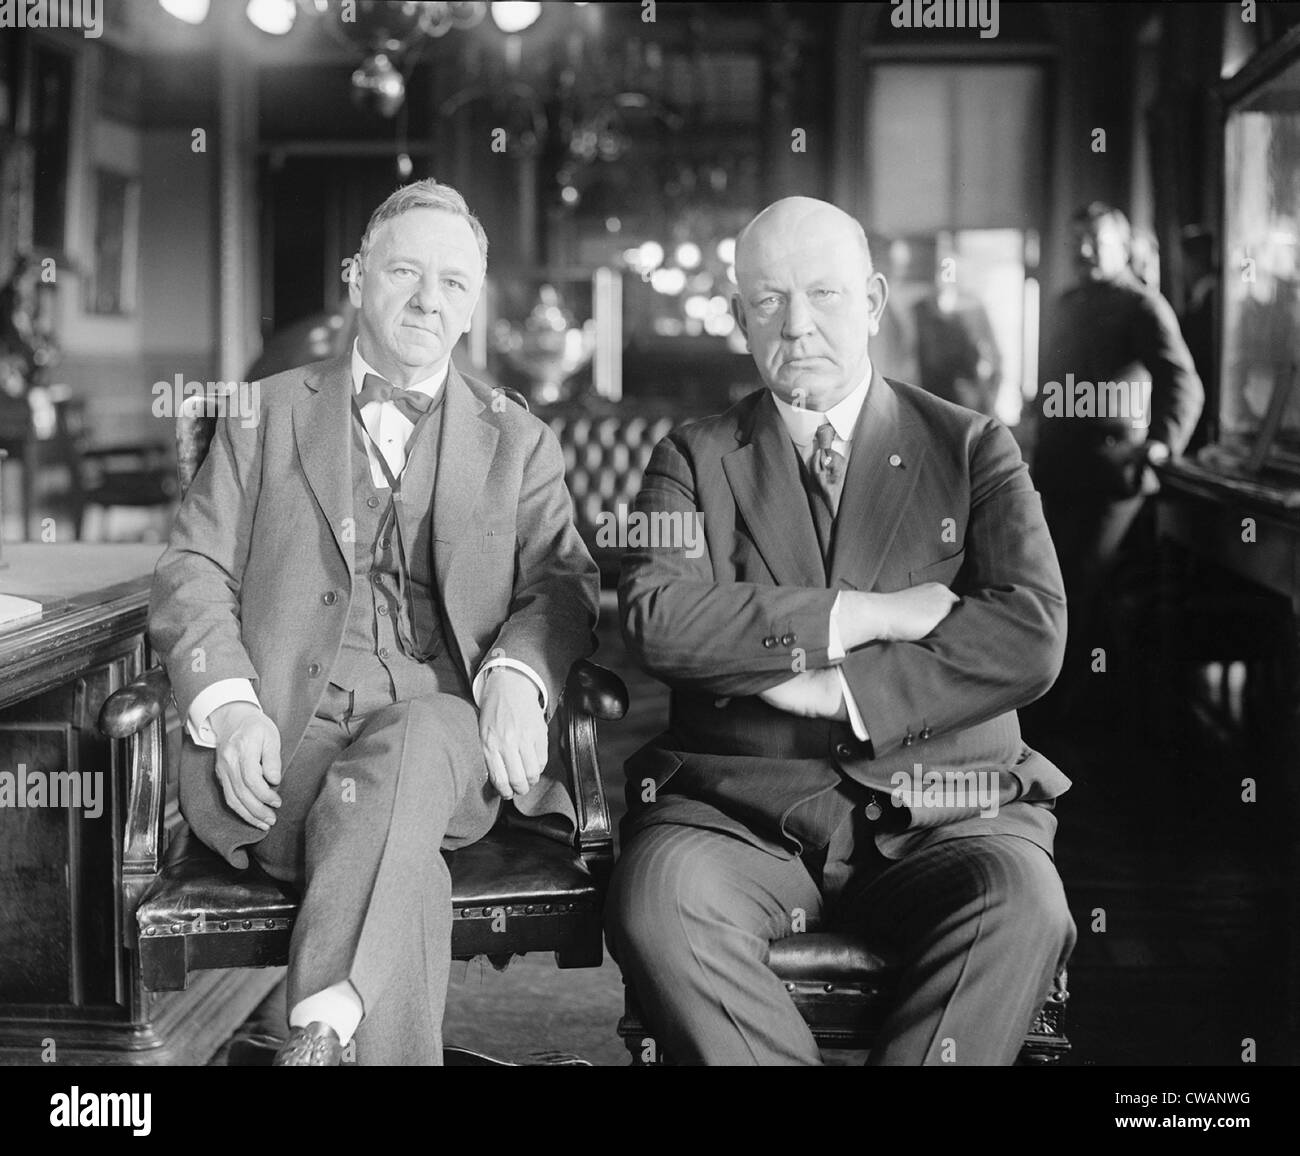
[307,662,321,677]
[379,538,390,550]
[377,604,388,615]
[367,496,380,509]
[321,591,336,605]
[835,742,856,759]
[378,647,390,659]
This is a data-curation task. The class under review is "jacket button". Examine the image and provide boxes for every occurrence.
[780,633,795,646]
[377,604,388,616]
[378,647,390,659]
[902,732,914,747]
[322,591,336,605]
[835,742,855,759]
[762,636,776,648]
[919,727,932,740]
[307,662,321,677]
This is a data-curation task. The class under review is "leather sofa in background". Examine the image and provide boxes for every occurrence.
[535,398,679,585]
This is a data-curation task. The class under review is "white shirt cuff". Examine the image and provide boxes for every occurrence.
[473,657,548,712]
[187,679,261,747]
[836,667,870,743]
[828,593,846,662]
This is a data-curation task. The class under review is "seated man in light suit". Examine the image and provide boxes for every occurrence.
[149,180,599,1065]
[607,197,1075,1065]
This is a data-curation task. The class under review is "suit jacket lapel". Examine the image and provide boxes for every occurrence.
[723,391,826,588]
[293,355,355,578]
[830,372,928,592]
[432,363,499,594]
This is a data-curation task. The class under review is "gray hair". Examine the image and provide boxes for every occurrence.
[357,179,488,271]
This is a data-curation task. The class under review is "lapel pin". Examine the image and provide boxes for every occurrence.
[888,453,903,468]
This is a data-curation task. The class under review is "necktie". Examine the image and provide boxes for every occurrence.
[357,372,436,425]
[812,422,847,516]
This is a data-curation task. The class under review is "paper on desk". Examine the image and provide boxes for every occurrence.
[0,593,42,630]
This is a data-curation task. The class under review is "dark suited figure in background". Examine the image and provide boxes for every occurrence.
[1030,203,1203,723]
[606,197,1075,1065]
[149,180,599,1065]
[1178,228,1218,394]
[1178,226,1218,456]
[913,281,1002,417]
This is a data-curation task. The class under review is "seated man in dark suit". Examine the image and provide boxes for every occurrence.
[149,180,599,1065]
[606,196,1074,1065]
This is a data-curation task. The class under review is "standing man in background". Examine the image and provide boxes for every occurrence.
[1031,202,1203,724]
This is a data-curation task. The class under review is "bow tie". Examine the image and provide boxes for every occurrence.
[357,372,436,423]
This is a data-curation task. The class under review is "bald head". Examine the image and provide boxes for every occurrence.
[730,197,887,411]
[735,197,874,282]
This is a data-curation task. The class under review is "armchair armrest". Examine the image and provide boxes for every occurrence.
[569,659,629,721]
[99,666,171,738]
[98,666,172,894]
[558,660,627,870]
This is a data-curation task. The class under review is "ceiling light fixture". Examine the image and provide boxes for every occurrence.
[159,0,210,24]
[247,0,296,35]
[490,2,541,34]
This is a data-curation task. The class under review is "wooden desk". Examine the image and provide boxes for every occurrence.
[0,544,280,1064]
[1155,462,1300,1064]
[1155,461,1300,615]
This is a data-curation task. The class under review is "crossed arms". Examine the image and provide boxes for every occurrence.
[619,417,1067,762]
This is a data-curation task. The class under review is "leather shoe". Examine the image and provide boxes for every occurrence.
[272,1021,343,1067]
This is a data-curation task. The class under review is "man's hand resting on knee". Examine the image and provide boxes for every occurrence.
[209,702,282,830]
[478,667,548,800]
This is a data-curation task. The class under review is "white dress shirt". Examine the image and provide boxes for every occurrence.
[186,341,546,747]
[351,341,449,486]
[771,369,873,742]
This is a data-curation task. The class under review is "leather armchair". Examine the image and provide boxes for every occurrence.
[101,657,627,992]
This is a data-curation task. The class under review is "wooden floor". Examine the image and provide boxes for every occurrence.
[202,586,1299,1067]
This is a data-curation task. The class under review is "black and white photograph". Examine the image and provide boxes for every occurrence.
[0,0,1296,1132]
